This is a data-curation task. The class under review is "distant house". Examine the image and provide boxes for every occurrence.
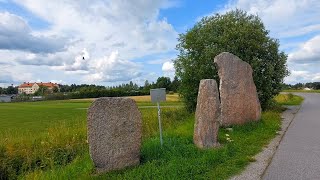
[18,82,59,95]
[303,87,312,91]
[0,95,13,102]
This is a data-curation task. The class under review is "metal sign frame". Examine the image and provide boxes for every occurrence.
[150,88,166,103]
[150,88,166,146]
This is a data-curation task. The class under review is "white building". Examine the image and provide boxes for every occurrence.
[18,82,59,94]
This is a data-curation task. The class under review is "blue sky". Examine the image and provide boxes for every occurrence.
[0,0,320,87]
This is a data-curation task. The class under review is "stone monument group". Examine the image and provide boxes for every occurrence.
[87,52,261,173]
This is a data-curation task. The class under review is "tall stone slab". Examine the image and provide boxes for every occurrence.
[194,79,220,148]
[214,52,261,126]
[87,97,142,173]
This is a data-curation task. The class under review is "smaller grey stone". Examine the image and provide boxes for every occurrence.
[194,79,220,148]
[87,97,142,173]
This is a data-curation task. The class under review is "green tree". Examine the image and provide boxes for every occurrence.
[156,77,171,90]
[292,83,304,89]
[170,76,181,92]
[52,86,59,93]
[174,9,289,111]
[6,85,18,94]
[34,86,49,96]
[143,80,151,91]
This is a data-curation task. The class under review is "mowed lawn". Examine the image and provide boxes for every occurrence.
[0,101,89,134]
[0,94,300,179]
[0,94,182,134]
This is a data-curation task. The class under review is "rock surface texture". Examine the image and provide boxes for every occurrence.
[214,52,261,126]
[87,97,142,173]
[194,79,220,148]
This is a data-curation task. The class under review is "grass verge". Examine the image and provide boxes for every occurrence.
[22,110,281,180]
[274,93,304,106]
[0,93,295,179]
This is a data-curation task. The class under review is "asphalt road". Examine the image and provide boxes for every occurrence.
[263,93,320,180]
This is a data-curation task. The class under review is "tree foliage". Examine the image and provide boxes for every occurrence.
[305,82,320,89]
[48,76,181,100]
[170,76,181,92]
[155,77,171,90]
[52,86,59,93]
[34,86,49,96]
[285,82,320,90]
[174,10,289,111]
[0,85,18,94]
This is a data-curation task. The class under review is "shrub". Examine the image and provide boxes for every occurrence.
[174,9,289,111]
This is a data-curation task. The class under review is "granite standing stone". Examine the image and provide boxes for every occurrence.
[214,52,261,126]
[87,97,142,173]
[194,79,220,148]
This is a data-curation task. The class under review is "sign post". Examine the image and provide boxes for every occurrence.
[150,88,166,146]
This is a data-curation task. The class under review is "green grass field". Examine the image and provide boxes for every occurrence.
[275,93,304,106]
[0,94,302,179]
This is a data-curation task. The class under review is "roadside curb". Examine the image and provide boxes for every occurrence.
[229,105,302,180]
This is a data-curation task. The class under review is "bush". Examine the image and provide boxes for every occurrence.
[0,122,87,180]
[45,93,70,100]
[168,91,174,95]
[174,9,289,111]
[68,89,149,99]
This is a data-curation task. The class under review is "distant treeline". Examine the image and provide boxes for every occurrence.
[283,82,320,90]
[2,76,181,100]
[58,76,180,99]
[45,89,150,100]
[58,76,180,94]
[0,85,18,94]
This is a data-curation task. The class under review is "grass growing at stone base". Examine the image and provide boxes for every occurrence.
[21,110,281,180]
[0,94,290,179]
[275,93,304,106]
[0,99,183,179]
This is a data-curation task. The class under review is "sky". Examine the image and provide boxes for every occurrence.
[0,0,320,87]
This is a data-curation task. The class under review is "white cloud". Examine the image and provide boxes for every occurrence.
[221,0,320,38]
[162,61,175,79]
[0,12,66,53]
[85,51,142,82]
[16,51,71,66]
[1,0,179,85]
[0,49,25,65]
[147,55,176,65]
[285,70,320,84]
[13,0,177,58]
[50,79,66,84]
[211,0,320,84]
[0,68,33,84]
[162,61,175,72]
[54,48,90,71]
[288,35,320,64]
[278,24,320,38]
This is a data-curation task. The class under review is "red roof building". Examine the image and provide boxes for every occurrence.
[18,82,59,94]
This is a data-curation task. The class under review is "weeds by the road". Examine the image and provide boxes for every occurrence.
[0,101,188,179]
[275,93,304,106]
[0,94,294,179]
